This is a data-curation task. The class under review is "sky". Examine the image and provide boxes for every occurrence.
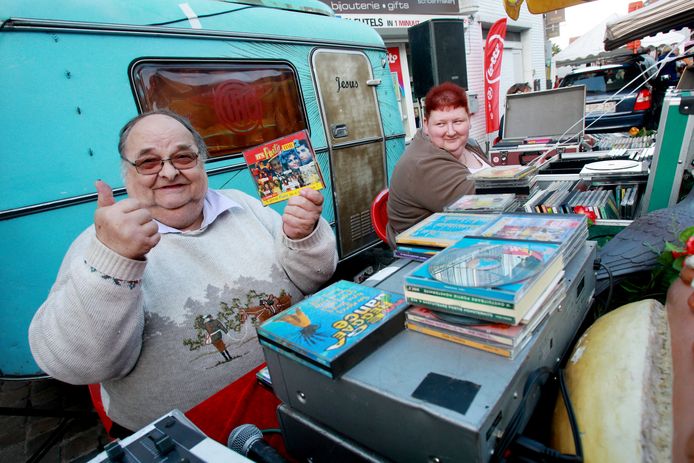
[551,0,635,50]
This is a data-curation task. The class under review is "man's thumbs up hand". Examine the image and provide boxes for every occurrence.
[96,180,116,208]
[93,180,161,260]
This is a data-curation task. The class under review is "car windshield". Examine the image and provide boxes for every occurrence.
[562,65,643,95]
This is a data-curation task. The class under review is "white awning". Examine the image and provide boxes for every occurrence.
[604,0,694,51]
[554,14,630,67]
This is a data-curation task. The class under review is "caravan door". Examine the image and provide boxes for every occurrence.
[312,49,386,258]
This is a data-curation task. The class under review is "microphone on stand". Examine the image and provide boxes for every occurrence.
[227,423,287,463]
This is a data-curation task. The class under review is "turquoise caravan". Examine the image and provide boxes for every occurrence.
[1,0,405,377]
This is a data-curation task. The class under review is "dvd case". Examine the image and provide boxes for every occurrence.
[257,281,409,378]
[244,130,325,206]
[444,194,517,213]
[395,213,500,248]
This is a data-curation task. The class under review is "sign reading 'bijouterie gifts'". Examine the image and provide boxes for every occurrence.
[322,0,459,15]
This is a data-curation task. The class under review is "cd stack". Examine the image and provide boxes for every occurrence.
[470,165,538,198]
[444,193,518,214]
[402,213,588,357]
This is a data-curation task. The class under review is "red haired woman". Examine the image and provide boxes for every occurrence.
[386,82,489,245]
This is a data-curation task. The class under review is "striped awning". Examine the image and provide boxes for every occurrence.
[604,0,694,51]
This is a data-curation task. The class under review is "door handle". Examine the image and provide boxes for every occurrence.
[332,124,349,138]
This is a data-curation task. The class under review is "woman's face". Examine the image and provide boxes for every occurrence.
[286,153,301,170]
[423,106,470,159]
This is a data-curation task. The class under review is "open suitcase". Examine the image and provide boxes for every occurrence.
[490,86,586,166]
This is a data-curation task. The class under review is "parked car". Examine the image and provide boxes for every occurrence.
[559,59,655,133]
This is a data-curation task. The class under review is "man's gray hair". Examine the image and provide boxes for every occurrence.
[118,109,209,162]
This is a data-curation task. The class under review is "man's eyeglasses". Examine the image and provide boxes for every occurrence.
[122,152,199,175]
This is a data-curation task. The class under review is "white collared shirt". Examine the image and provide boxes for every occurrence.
[155,189,242,234]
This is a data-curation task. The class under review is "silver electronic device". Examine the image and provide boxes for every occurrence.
[266,242,596,463]
[89,409,251,463]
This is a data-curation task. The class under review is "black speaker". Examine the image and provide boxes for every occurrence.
[408,19,468,98]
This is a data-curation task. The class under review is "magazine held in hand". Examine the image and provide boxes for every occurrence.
[257,280,409,378]
[244,130,325,206]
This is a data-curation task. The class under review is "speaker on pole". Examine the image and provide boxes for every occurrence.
[408,19,468,98]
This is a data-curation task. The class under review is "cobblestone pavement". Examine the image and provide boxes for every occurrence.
[0,378,108,462]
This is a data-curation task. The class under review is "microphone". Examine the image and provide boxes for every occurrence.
[227,424,287,463]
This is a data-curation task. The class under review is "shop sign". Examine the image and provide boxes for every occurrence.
[337,13,468,28]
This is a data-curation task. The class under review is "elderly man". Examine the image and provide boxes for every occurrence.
[29,110,337,431]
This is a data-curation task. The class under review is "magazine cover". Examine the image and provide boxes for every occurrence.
[395,213,500,248]
[444,194,516,213]
[244,130,325,206]
[257,280,408,378]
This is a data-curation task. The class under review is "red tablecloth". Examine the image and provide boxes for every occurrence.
[185,363,290,458]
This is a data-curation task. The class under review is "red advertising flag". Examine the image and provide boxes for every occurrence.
[484,18,507,134]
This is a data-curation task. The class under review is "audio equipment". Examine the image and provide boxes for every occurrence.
[408,19,468,98]
[89,410,250,462]
[263,243,596,463]
[228,424,287,463]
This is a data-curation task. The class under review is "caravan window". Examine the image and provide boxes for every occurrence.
[131,62,307,159]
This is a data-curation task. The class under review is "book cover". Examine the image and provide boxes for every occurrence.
[257,280,408,378]
[395,213,500,248]
[444,194,516,213]
[244,130,325,206]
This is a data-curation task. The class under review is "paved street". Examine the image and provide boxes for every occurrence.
[0,378,107,462]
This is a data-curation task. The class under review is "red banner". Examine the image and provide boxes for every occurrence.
[484,18,507,134]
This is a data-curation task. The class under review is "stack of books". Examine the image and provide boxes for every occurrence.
[394,213,499,261]
[444,193,518,214]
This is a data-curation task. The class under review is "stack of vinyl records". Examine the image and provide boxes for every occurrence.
[471,165,539,197]
[444,193,518,214]
[401,213,588,357]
